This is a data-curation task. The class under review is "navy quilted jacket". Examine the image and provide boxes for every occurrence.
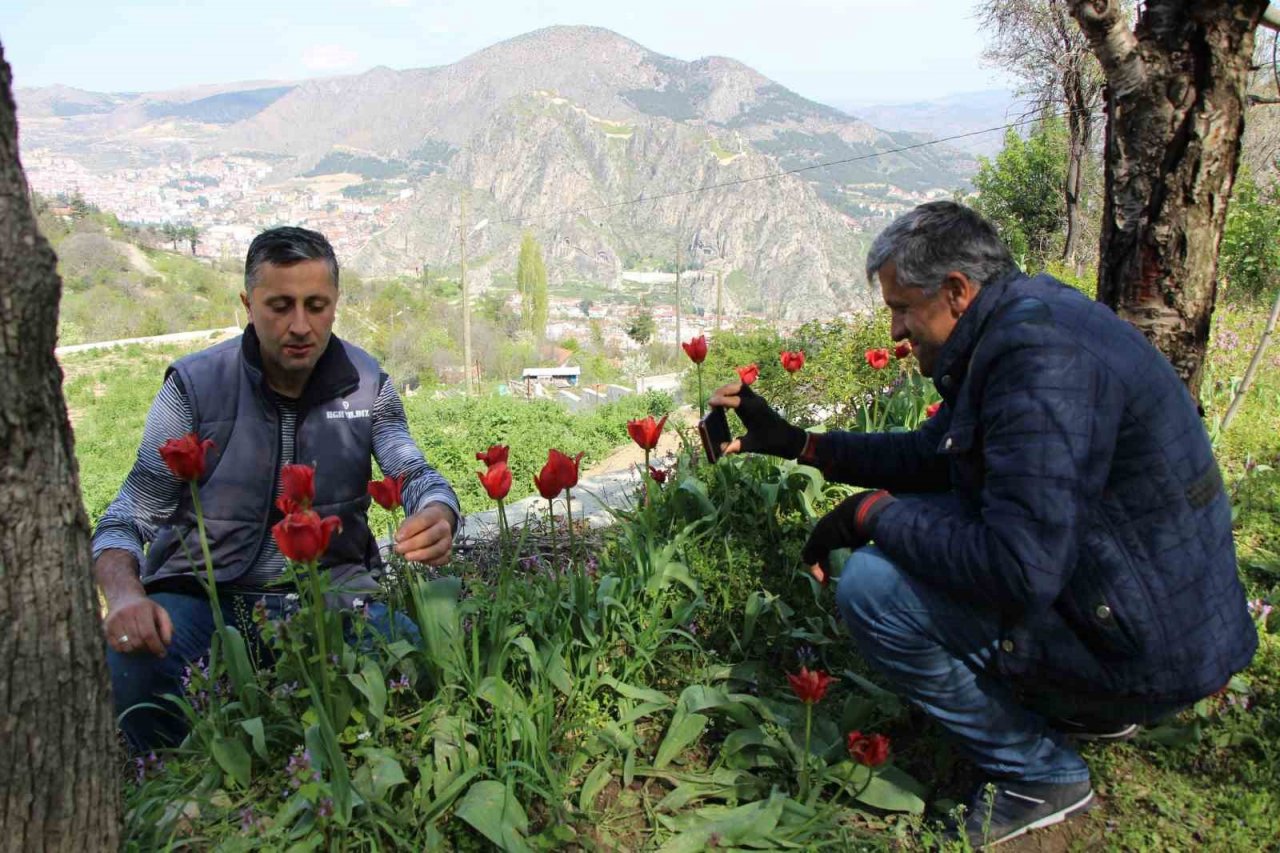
[818,272,1257,703]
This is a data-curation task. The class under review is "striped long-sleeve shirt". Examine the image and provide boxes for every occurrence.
[91,373,461,589]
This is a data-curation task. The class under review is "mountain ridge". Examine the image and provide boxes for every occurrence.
[18,25,974,319]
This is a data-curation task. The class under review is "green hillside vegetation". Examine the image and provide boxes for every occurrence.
[304,151,409,180]
[36,195,243,345]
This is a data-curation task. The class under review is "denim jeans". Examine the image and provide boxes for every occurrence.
[835,541,1183,784]
[108,590,419,753]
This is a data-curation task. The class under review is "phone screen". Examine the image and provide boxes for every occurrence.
[698,408,732,463]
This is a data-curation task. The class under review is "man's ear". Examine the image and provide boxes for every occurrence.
[239,290,251,315]
[941,272,980,318]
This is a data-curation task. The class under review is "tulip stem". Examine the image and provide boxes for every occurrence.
[697,364,705,421]
[497,499,509,553]
[547,497,557,567]
[189,484,227,637]
[306,558,331,717]
[800,702,813,801]
[565,487,576,567]
[643,449,651,507]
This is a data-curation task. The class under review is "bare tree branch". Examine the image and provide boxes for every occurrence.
[1070,0,1145,95]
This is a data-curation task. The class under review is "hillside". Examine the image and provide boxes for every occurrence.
[16,26,976,319]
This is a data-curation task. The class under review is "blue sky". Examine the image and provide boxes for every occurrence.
[0,0,1008,106]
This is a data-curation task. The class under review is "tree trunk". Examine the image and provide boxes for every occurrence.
[1061,66,1093,266]
[0,43,122,851]
[1071,0,1268,401]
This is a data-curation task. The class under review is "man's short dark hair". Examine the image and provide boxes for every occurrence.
[244,226,339,293]
[865,201,1017,294]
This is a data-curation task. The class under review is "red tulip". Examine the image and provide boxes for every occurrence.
[368,474,404,511]
[682,335,708,364]
[893,341,912,359]
[272,510,342,563]
[534,448,584,500]
[786,667,833,705]
[865,348,890,370]
[736,364,759,385]
[627,414,668,451]
[280,463,315,511]
[478,461,512,501]
[780,350,805,373]
[847,731,891,767]
[476,445,509,468]
[158,433,215,482]
[926,401,942,418]
[649,465,668,484]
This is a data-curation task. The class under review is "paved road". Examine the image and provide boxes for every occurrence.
[56,326,241,356]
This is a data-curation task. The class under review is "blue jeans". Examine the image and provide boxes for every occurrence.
[835,543,1182,783]
[108,590,418,753]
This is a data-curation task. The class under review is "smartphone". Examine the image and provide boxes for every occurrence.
[698,407,732,463]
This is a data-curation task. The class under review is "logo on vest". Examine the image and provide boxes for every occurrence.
[327,400,370,420]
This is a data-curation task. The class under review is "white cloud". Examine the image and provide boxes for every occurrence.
[373,0,413,6]
[301,45,361,72]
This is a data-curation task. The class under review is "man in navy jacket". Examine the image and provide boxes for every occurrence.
[711,202,1256,846]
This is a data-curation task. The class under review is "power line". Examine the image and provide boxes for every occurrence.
[498,106,1101,226]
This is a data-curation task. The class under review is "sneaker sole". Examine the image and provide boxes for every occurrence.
[982,788,1096,849]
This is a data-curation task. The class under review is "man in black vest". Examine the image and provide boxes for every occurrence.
[92,226,461,751]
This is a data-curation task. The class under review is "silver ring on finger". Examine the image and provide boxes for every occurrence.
[118,634,130,647]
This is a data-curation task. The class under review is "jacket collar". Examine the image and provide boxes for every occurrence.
[931,268,1026,396]
[240,324,360,406]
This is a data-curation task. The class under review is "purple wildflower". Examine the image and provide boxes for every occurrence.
[1247,599,1273,624]
[239,807,261,834]
[286,748,320,789]
[132,751,165,785]
[317,797,335,819]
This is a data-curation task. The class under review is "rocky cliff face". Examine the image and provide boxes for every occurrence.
[353,91,870,317]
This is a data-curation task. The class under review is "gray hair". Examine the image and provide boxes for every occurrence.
[865,201,1017,294]
[244,226,339,293]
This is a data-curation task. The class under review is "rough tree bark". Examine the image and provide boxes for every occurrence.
[1070,0,1269,400]
[0,43,122,851]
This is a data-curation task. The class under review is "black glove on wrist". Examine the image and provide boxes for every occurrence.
[735,383,808,459]
[801,489,895,571]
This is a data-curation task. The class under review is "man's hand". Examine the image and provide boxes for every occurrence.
[707,382,807,459]
[394,503,455,565]
[801,490,895,574]
[104,594,173,657]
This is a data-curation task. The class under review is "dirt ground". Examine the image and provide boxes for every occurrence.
[582,408,699,478]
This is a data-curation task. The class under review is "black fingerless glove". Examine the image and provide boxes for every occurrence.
[735,383,808,459]
[800,490,895,571]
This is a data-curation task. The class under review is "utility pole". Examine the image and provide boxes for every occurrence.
[460,193,473,395]
[715,269,723,332]
[674,234,682,359]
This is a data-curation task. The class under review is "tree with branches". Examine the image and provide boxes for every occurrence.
[979,0,1109,266]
